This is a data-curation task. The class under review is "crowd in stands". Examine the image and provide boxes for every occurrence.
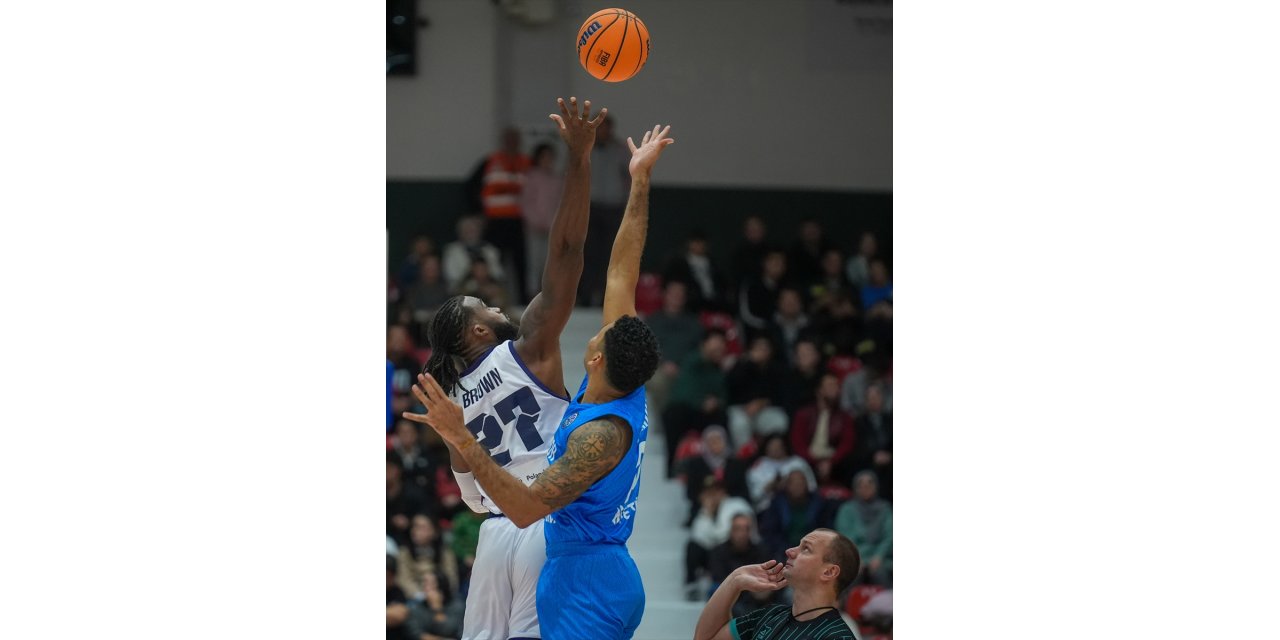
[387,129,893,640]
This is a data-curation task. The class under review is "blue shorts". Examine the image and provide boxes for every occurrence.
[536,542,645,640]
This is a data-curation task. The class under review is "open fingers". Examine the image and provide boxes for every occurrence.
[642,130,652,145]
[627,136,637,153]
[401,411,430,425]
[658,124,671,140]
[419,373,448,404]
[549,113,566,130]
[588,106,608,126]
[409,383,431,408]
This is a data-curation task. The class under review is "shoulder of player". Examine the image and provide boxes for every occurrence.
[563,417,633,465]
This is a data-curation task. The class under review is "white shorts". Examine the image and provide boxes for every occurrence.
[462,516,547,640]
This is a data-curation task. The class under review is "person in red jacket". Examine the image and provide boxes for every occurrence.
[789,373,856,488]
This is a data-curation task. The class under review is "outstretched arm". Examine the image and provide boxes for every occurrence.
[404,373,631,528]
[515,97,607,365]
[602,124,675,325]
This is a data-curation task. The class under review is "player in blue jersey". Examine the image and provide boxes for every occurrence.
[410,122,675,640]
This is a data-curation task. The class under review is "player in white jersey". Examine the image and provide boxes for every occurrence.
[403,96,606,640]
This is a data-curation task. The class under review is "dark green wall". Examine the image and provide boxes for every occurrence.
[387,180,891,277]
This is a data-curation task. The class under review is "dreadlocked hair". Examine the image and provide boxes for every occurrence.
[424,296,472,396]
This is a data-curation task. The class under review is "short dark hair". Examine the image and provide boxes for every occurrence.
[603,315,661,394]
[818,528,861,597]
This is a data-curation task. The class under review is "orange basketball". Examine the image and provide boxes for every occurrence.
[576,8,650,82]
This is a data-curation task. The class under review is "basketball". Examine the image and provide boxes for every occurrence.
[576,8,650,82]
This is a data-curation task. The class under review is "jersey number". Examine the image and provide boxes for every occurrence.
[465,386,544,467]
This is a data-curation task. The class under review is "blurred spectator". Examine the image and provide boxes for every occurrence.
[407,255,450,326]
[405,570,465,640]
[756,463,836,560]
[388,325,421,418]
[809,249,855,315]
[442,216,504,291]
[580,115,631,306]
[766,288,811,364]
[388,535,400,557]
[663,231,729,313]
[844,231,879,289]
[397,235,437,291]
[662,330,730,478]
[786,218,832,288]
[519,142,559,298]
[388,453,432,546]
[387,359,395,432]
[477,126,530,302]
[449,508,485,596]
[790,373,857,487]
[725,336,790,449]
[645,281,704,413]
[835,470,893,587]
[456,257,509,309]
[839,347,892,418]
[737,249,790,340]
[388,555,410,640]
[708,513,780,617]
[860,259,893,310]
[746,434,808,509]
[852,383,893,501]
[780,338,824,415]
[397,514,461,598]
[730,215,772,291]
[683,425,750,525]
[392,420,440,502]
[685,478,754,600]
[811,290,861,360]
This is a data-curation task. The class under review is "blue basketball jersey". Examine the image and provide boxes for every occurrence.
[543,375,648,549]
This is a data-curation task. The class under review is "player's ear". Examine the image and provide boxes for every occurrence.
[824,564,839,582]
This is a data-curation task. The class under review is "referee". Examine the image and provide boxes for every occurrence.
[694,528,861,640]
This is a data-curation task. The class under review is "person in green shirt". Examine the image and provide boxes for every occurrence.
[834,470,892,587]
[661,329,730,477]
[694,528,860,640]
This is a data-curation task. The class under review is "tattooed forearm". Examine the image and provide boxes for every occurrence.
[532,418,632,510]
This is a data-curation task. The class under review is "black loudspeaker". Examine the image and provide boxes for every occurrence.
[387,0,416,76]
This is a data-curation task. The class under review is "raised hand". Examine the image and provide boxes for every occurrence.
[549,96,607,159]
[627,124,674,178]
[402,373,472,449]
[731,559,789,593]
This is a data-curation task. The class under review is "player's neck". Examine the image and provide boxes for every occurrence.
[582,377,622,404]
[462,340,495,366]
[790,588,837,620]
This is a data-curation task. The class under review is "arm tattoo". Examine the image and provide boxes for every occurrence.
[532,418,632,511]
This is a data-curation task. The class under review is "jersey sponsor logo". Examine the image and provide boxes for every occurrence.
[562,412,579,428]
[460,368,503,409]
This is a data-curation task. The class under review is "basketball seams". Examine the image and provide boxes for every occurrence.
[600,11,631,82]
[580,10,624,73]
[630,18,648,78]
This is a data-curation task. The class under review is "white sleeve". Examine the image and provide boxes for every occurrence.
[453,470,489,514]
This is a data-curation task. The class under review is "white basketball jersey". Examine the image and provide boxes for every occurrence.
[449,340,570,515]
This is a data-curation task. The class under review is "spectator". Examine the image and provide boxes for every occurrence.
[392,420,439,503]
[477,126,530,302]
[388,555,410,640]
[455,257,508,309]
[662,330,730,478]
[397,235,437,291]
[441,216,505,291]
[730,215,772,291]
[790,373,857,487]
[388,453,432,546]
[786,218,831,288]
[405,570,466,640]
[406,255,450,325]
[844,231,879,289]
[685,478,754,600]
[746,434,809,509]
[519,142,559,298]
[835,470,893,587]
[397,514,461,599]
[449,508,485,598]
[860,258,893,310]
[579,114,631,306]
[766,287,811,365]
[645,281,704,413]
[725,336,790,449]
[663,231,729,313]
[683,425,750,525]
[756,463,837,560]
[780,338,825,415]
[811,291,862,363]
[852,383,893,500]
[707,513,780,618]
[809,248,855,316]
[387,325,421,418]
[737,249,790,340]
